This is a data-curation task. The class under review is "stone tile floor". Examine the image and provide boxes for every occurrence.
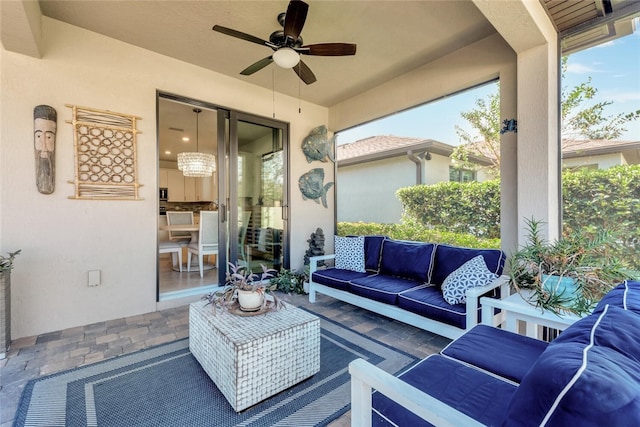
[0,293,450,427]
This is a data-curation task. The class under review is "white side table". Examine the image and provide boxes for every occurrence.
[481,290,583,339]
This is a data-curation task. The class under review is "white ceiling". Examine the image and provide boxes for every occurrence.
[38,0,498,107]
[27,1,640,163]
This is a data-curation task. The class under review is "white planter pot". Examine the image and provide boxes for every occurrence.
[303,281,310,294]
[237,290,264,312]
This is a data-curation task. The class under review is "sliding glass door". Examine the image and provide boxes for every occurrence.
[157,93,289,300]
[226,111,288,272]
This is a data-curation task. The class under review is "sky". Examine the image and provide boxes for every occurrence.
[336,24,640,147]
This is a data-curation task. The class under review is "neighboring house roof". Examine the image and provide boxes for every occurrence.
[562,139,640,159]
[339,136,640,167]
[336,135,493,167]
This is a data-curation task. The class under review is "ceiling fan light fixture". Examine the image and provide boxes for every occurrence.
[273,47,300,68]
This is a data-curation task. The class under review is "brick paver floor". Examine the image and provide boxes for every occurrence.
[0,292,450,427]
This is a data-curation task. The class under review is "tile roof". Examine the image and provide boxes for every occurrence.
[336,135,430,161]
[337,135,640,163]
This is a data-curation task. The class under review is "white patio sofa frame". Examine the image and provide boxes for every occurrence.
[308,254,509,340]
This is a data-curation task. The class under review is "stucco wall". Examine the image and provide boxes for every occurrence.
[563,153,625,169]
[337,153,453,223]
[338,156,413,223]
[328,34,514,134]
[0,17,330,338]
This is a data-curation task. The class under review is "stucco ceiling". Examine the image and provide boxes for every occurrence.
[37,0,498,107]
[3,1,636,109]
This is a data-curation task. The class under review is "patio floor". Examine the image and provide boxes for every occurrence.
[0,292,451,427]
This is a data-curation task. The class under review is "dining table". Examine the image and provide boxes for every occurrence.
[159,223,199,243]
[159,224,217,272]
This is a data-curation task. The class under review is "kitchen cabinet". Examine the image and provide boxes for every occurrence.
[163,168,215,202]
[159,169,168,188]
[185,176,197,201]
[201,174,216,202]
[166,169,185,202]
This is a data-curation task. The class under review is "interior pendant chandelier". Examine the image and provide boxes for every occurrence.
[177,108,215,177]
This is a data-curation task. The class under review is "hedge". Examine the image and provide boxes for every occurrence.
[396,180,500,238]
[337,218,501,249]
[344,165,639,269]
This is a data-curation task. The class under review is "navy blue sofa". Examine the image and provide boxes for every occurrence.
[308,236,508,339]
[349,280,640,426]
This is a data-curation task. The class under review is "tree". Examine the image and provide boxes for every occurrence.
[452,57,640,174]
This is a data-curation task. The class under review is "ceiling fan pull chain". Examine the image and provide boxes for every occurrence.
[298,76,301,114]
[272,68,276,119]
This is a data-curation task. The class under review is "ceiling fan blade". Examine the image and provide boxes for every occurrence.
[240,56,274,75]
[300,43,357,56]
[284,0,308,41]
[293,60,317,85]
[213,25,270,47]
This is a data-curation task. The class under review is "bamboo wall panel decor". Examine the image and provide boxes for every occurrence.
[66,105,143,200]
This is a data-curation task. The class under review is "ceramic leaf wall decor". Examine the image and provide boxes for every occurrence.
[66,105,143,200]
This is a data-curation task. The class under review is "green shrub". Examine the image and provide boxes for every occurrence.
[391,165,639,270]
[563,165,640,271]
[337,218,501,249]
[397,180,500,238]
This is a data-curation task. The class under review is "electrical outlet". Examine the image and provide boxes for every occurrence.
[88,270,101,287]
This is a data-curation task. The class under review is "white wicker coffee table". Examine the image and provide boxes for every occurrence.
[189,301,321,412]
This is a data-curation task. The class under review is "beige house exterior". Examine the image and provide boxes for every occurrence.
[1,1,637,340]
[337,136,640,224]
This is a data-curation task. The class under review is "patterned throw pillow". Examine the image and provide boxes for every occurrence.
[442,255,498,305]
[335,236,366,273]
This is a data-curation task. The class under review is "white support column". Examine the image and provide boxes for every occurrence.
[517,44,561,243]
[499,65,518,254]
[474,0,561,245]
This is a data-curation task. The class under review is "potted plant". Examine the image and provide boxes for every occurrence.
[1,249,20,359]
[271,268,307,295]
[203,262,283,313]
[509,218,637,316]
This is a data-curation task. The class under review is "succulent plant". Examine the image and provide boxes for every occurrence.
[0,250,21,272]
[202,262,283,313]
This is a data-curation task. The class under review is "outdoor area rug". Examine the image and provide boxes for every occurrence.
[13,309,417,427]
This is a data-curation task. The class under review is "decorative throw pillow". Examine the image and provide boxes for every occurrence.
[441,255,498,305]
[334,235,366,273]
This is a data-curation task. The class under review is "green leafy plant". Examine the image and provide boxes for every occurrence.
[0,250,21,272]
[509,218,637,316]
[271,268,306,294]
[203,262,283,313]
[391,165,640,269]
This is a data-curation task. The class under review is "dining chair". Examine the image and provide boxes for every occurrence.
[166,211,194,245]
[238,211,251,265]
[158,240,183,272]
[187,211,219,278]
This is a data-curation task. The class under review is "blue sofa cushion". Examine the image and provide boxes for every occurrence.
[594,280,640,315]
[364,235,387,272]
[397,285,468,329]
[350,275,423,305]
[502,304,640,426]
[311,268,370,291]
[379,239,436,283]
[373,355,516,427]
[441,325,548,383]
[431,245,505,288]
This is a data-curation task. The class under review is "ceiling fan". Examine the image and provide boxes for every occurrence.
[212,0,356,85]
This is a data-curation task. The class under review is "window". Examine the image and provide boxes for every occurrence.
[449,167,476,183]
